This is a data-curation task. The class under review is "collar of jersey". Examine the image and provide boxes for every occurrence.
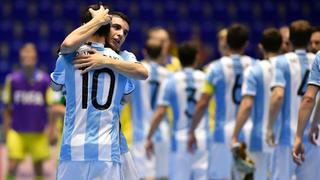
[89,42,105,51]
[294,49,307,54]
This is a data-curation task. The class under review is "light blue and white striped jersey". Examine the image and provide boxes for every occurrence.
[131,61,171,143]
[205,55,255,145]
[157,68,209,152]
[51,43,137,163]
[308,52,320,87]
[271,50,315,146]
[242,59,275,152]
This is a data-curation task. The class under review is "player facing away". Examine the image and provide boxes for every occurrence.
[129,37,171,179]
[50,5,147,180]
[2,43,55,180]
[187,23,255,180]
[145,42,209,180]
[231,28,283,180]
[292,51,320,166]
[267,20,320,180]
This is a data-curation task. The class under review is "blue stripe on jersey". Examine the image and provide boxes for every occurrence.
[168,79,179,152]
[249,65,264,151]
[111,75,126,163]
[131,81,144,142]
[213,62,226,142]
[60,61,76,160]
[232,57,246,142]
[150,63,162,141]
[276,57,292,146]
[185,69,195,129]
[308,53,320,85]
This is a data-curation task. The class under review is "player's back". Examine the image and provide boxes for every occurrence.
[131,61,170,143]
[272,49,315,146]
[51,43,130,162]
[206,55,255,144]
[242,59,275,152]
[159,68,209,147]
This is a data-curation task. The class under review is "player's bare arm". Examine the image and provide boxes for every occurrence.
[145,106,167,159]
[266,86,284,146]
[232,95,254,145]
[292,85,319,165]
[187,93,211,153]
[309,96,320,145]
[73,49,148,80]
[60,5,111,54]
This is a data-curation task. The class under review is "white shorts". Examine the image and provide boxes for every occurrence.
[131,141,156,178]
[249,152,271,180]
[57,152,139,180]
[169,139,208,180]
[208,143,233,179]
[154,140,169,178]
[271,143,320,180]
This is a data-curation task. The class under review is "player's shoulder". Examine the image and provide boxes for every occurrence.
[8,71,23,82]
[241,55,256,62]
[272,54,289,66]
[206,59,223,72]
[120,50,137,61]
[193,69,206,78]
[307,52,316,61]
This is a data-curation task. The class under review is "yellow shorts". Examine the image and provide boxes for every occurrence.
[6,129,50,162]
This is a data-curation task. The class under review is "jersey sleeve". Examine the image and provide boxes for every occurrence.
[124,79,135,95]
[308,53,320,87]
[271,57,286,88]
[120,51,138,62]
[241,67,257,96]
[202,63,218,94]
[50,55,68,91]
[2,75,12,105]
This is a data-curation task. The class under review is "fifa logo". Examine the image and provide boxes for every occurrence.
[14,90,44,105]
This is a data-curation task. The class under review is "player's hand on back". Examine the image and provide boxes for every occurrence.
[89,5,112,25]
[292,137,305,165]
[73,48,107,74]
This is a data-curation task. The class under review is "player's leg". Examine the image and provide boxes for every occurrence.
[131,141,156,179]
[6,130,25,180]
[154,140,169,179]
[191,132,208,180]
[270,145,295,180]
[28,133,50,180]
[250,152,271,180]
[207,143,233,180]
[120,151,139,180]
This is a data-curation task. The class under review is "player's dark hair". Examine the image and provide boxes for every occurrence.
[178,42,197,67]
[289,20,312,48]
[312,26,320,34]
[109,11,130,26]
[227,23,249,51]
[260,28,282,53]
[145,43,162,60]
[81,3,110,37]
